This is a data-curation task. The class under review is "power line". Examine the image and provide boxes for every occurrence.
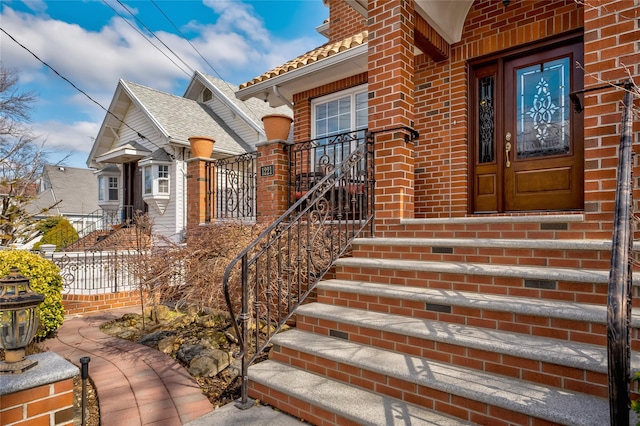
[101,0,192,79]
[0,26,159,150]
[149,0,265,124]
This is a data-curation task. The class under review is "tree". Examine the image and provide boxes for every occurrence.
[0,65,57,246]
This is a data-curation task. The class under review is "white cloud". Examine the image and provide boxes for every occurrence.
[1,1,324,168]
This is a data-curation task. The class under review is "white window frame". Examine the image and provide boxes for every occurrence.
[141,163,171,199]
[96,167,120,208]
[311,85,368,169]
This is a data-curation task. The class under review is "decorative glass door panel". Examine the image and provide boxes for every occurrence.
[516,58,570,159]
[471,38,583,213]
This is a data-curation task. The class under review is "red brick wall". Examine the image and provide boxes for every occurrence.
[327,0,367,43]
[63,291,141,316]
[186,159,208,230]
[255,141,291,222]
[583,0,640,231]
[368,0,416,224]
[413,0,583,218]
[0,379,74,426]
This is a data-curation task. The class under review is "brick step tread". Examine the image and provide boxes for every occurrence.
[249,360,473,426]
[318,279,640,327]
[354,237,619,251]
[399,214,585,226]
[334,257,640,285]
[296,302,640,375]
[271,329,615,426]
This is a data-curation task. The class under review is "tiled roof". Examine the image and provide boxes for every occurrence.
[239,31,368,89]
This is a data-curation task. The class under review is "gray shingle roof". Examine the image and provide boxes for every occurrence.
[199,73,292,122]
[27,165,99,216]
[124,81,252,155]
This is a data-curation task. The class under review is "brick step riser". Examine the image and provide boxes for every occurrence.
[267,345,560,426]
[351,246,620,270]
[334,265,640,308]
[316,289,640,351]
[248,380,360,426]
[378,221,608,241]
[295,314,608,398]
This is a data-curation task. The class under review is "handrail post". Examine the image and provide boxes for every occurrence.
[607,82,635,426]
[236,254,254,409]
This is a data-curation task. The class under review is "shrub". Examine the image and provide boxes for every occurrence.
[34,217,78,251]
[0,250,65,338]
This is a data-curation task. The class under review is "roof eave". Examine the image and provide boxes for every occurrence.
[236,43,368,107]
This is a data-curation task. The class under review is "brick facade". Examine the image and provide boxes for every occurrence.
[63,290,141,316]
[255,140,292,222]
[186,159,209,230]
[326,0,367,43]
[0,378,74,426]
[583,0,640,229]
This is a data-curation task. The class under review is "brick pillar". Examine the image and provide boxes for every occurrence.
[368,0,415,232]
[583,1,640,237]
[0,352,77,426]
[186,158,210,231]
[255,139,292,223]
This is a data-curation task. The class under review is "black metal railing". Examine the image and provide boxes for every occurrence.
[205,152,258,222]
[288,130,367,208]
[223,135,374,408]
[607,82,635,425]
[40,205,136,251]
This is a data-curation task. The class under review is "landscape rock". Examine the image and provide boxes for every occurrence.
[188,349,233,377]
[158,335,181,354]
[137,330,176,348]
[177,343,206,364]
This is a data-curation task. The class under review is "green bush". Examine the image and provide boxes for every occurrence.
[36,216,64,235]
[0,250,65,338]
[34,217,78,251]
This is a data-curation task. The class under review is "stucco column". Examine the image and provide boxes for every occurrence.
[368,0,416,231]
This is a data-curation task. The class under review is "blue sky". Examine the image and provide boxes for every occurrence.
[0,0,328,168]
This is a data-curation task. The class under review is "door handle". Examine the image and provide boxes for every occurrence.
[505,142,512,168]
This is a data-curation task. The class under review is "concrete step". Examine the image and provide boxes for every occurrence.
[334,257,640,285]
[269,329,616,426]
[295,302,640,376]
[249,360,473,426]
[318,279,640,328]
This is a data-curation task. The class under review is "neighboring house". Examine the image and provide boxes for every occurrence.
[26,165,100,233]
[229,0,640,424]
[86,71,291,242]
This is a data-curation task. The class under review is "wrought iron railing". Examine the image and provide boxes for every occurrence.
[223,134,374,408]
[205,152,257,222]
[39,205,136,251]
[607,82,635,425]
[288,130,367,208]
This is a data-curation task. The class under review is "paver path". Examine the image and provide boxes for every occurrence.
[46,308,213,426]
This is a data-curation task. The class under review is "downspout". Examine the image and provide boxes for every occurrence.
[272,85,293,109]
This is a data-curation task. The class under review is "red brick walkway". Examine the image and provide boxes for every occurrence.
[46,308,213,425]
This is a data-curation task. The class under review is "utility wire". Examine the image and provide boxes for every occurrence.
[0,26,160,150]
[149,0,265,124]
[115,0,196,77]
[101,0,192,79]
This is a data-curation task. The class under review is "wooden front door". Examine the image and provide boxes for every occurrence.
[123,161,146,220]
[471,38,583,213]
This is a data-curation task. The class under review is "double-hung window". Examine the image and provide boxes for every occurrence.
[142,164,170,197]
[312,85,368,170]
[97,172,119,203]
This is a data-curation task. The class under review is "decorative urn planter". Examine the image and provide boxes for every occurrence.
[188,136,215,158]
[262,114,293,141]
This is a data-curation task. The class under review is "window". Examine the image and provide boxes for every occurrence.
[142,164,170,197]
[312,86,368,168]
[98,175,118,202]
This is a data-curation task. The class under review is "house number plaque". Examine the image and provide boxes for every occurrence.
[260,165,275,177]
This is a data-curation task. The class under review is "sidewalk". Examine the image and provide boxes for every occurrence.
[46,307,302,425]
